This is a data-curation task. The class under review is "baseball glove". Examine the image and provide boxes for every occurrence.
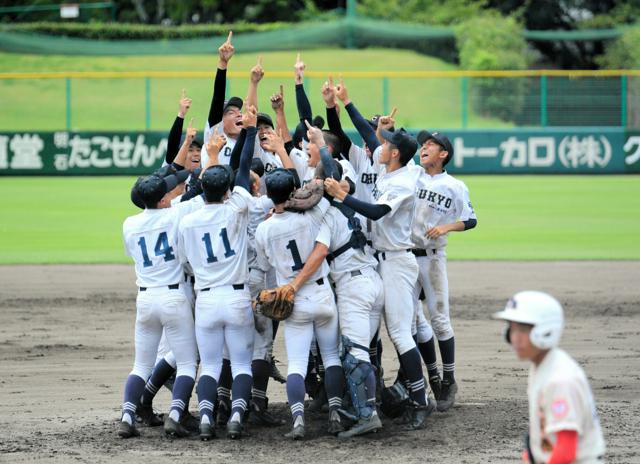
[254,284,295,321]
[284,180,324,212]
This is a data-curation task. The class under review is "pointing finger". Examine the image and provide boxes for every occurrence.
[389,107,398,119]
[226,31,233,43]
[279,84,284,96]
[304,119,313,130]
[296,52,301,63]
[328,75,334,87]
[181,88,186,99]
[257,55,262,66]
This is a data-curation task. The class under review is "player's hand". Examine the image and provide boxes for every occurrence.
[243,104,258,128]
[186,118,196,141]
[378,107,397,130]
[218,31,235,67]
[270,84,284,111]
[427,224,449,239]
[335,77,350,105]
[294,52,305,84]
[206,131,226,158]
[250,56,264,84]
[321,76,336,107]
[323,177,345,200]
[304,119,325,147]
[178,89,192,118]
[263,129,285,154]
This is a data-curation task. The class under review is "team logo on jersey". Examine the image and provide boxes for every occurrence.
[551,399,569,419]
[222,146,232,158]
[417,188,452,209]
[360,172,377,185]
[265,162,275,172]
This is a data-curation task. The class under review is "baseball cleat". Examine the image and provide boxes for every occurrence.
[327,409,345,435]
[164,416,192,438]
[118,420,140,439]
[137,404,164,427]
[180,410,200,432]
[437,379,458,412]
[226,419,243,439]
[270,357,287,384]
[216,397,231,427]
[405,399,436,431]
[337,412,382,439]
[428,375,443,403]
[248,400,286,427]
[199,422,216,441]
[284,416,305,440]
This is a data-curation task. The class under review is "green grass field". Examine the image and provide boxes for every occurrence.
[0,175,637,264]
[0,48,510,132]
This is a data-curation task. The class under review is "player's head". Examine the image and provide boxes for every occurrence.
[417,131,453,169]
[222,96,244,137]
[307,131,340,168]
[187,138,203,171]
[265,168,296,205]
[314,158,343,181]
[257,113,275,150]
[249,170,262,196]
[293,116,324,150]
[201,165,234,203]
[132,170,190,209]
[378,129,418,167]
[493,291,565,362]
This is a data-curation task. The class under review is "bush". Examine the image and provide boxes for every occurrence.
[1,21,291,40]
[455,13,529,122]
[597,26,640,68]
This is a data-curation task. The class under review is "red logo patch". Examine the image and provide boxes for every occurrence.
[551,399,569,419]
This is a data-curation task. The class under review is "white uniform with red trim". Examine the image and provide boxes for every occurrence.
[528,348,605,463]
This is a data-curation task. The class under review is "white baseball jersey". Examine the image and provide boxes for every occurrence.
[256,147,284,174]
[370,165,422,251]
[178,186,253,290]
[200,122,237,168]
[254,198,331,286]
[123,196,204,288]
[247,194,275,268]
[411,170,476,250]
[316,205,377,281]
[348,144,379,239]
[528,348,605,463]
[289,147,355,186]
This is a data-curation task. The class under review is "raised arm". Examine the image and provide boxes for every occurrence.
[322,76,351,155]
[201,131,227,175]
[229,128,247,172]
[172,118,196,169]
[306,120,337,180]
[335,78,380,152]
[208,31,235,127]
[236,105,258,192]
[246,56,264,111]
[324,177,390,220]
[271,84,292,144]
[294,53,312,127]
[166,89,192,164]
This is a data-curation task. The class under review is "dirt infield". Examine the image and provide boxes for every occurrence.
[0,262,638,463]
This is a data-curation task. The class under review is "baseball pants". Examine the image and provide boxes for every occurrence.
[414,250,454,341]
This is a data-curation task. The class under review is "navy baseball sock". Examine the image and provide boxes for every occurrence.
[251,359,270,408]
[141,359,175,407]
[122,374,146,424]
[364,366,377,405]
[418,337,440,379]
[286,374,305,421]
[217,358,232,404]
[399,348,427,405]
[168,375,195,422]
[324,365,344,411]
[438,337,456,383]
[197,375,217,425]
[369,330,380,370]
[230,373,252,423]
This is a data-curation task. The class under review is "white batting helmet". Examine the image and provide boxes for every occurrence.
[493,291,564,350]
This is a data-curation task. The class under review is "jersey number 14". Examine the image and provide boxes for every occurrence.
[137,232,175,268]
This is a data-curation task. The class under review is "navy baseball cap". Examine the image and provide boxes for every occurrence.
[257,112,274,128]
[417,130,454,157]
[131,170,189,209]
[223,96,243,114]
[379,128,419,163]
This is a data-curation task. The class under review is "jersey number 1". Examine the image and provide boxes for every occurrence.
[202,228,236,263]
[137,232,175,268]
[286,239,305,271]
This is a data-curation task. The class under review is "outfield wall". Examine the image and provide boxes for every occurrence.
[1,128,639,175]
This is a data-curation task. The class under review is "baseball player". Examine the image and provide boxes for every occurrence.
[493,291,606,463]
[324,125,435,430]
[177,105,259,440]
[410,130,477,412]
[253,126,344,439]
[119,166,203,439]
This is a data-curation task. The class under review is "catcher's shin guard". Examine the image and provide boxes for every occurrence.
[341,336,376,421]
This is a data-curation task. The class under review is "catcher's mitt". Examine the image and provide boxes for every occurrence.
[254,284,295,321]
[284,179,324,212]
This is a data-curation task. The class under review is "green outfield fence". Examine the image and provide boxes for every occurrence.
[1,70,639,132]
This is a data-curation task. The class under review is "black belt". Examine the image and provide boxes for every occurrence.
[378,249,411,261]
[139,283,179,292]
[184,273,195,284]
[411,248,437,257]
[350,270,362,278]
[200,284,245,292]
[315,278,324,285]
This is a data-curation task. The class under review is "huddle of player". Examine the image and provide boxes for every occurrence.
[119,31,605,462]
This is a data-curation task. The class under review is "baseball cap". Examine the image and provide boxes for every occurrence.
[367,114,381,129]
[257,112,274,128]
[417,130,454,157]
[131,170,189,209]
[379,128,419,163]
[223,96,243,114]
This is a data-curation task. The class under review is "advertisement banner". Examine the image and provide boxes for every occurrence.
[0,129,639,175]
